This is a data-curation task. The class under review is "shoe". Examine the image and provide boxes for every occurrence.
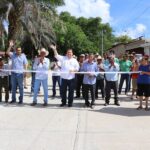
[68,104,72,107]
[125,92,129,96]
[130,96,134,100]
[114,102,120,106]
[9,100,16,104]
[75,96,80,98]
[43,103,48,107]
[31,102,37,106]
[60,104,66,107]
[18,101,23,105]
[90,104,95,109]
[104,103,109,106]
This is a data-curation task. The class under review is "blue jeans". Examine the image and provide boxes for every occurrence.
[31,73,35,93]
[33,79,48,103]
[11,73,24,102]
[52,76,61,96]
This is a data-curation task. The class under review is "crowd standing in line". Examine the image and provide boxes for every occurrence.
[0,40,150,111]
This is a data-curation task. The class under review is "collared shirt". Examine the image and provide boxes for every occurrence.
[33,57,50,80]
[81,61,98,85]
[51,61,61,76]
[104,63,120,81]
[10,52,28,73]
[0,64,9,77]
[119,59,132,72]
[55,55,79,80]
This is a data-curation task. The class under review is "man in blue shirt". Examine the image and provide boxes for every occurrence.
[81,53,98,108]
[104,57,120,106]
[7,40,28,104]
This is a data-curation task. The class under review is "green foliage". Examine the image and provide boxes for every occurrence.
[115,35,132,44]
[57,12,117,55]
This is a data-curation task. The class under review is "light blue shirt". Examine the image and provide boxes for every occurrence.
[81,61,98,85]
[104,63,120,81]
[10,52,28,73]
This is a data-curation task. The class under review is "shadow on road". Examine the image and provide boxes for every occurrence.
[90,107,150,117]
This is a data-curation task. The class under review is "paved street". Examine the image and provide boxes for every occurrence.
[0,77,150,150]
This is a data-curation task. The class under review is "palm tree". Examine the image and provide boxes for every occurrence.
[0,0,64,50]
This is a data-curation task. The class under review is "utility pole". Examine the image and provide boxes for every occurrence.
[101,29,104,56]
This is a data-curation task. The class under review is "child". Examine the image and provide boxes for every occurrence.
[0,57,9,102]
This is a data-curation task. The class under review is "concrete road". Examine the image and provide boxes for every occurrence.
[0,81,150,150]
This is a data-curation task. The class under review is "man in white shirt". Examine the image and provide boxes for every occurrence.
[31,48,50,106]
[104,57,120,106]
[50,45,79,107]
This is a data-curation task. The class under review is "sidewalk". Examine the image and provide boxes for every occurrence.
[0,78,150,150]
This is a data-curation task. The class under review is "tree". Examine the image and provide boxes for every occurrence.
[59,12,116,55]
[0,0,64,50]
[115,35,132,44]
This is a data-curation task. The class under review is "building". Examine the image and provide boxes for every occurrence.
[108,37,150,57]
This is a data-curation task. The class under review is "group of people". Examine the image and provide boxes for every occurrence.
[0,41,150,110]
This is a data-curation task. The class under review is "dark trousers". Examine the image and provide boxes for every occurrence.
[118,74,130,94]
[105,80,118,104]
[95,79,105,98]
[61,79,75,105]
[9,75,12,92]
[76,75,84,98]
[31,73,35,93]
[83,84,96,105]
[0,76,9,102]
[52,76,61,96]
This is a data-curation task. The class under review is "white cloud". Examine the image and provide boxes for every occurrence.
[116,24,147,39]
[57,0,112,23]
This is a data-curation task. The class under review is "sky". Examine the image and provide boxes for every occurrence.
[57,0,150,39]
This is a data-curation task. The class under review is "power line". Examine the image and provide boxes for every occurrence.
[126,5,150,27]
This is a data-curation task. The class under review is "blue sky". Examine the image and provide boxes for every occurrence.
[57,0,150,39]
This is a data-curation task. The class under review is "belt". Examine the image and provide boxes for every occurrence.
[0,76,7,78]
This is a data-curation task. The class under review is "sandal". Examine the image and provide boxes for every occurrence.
[137,106,143,110]
[145,107,149,111]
